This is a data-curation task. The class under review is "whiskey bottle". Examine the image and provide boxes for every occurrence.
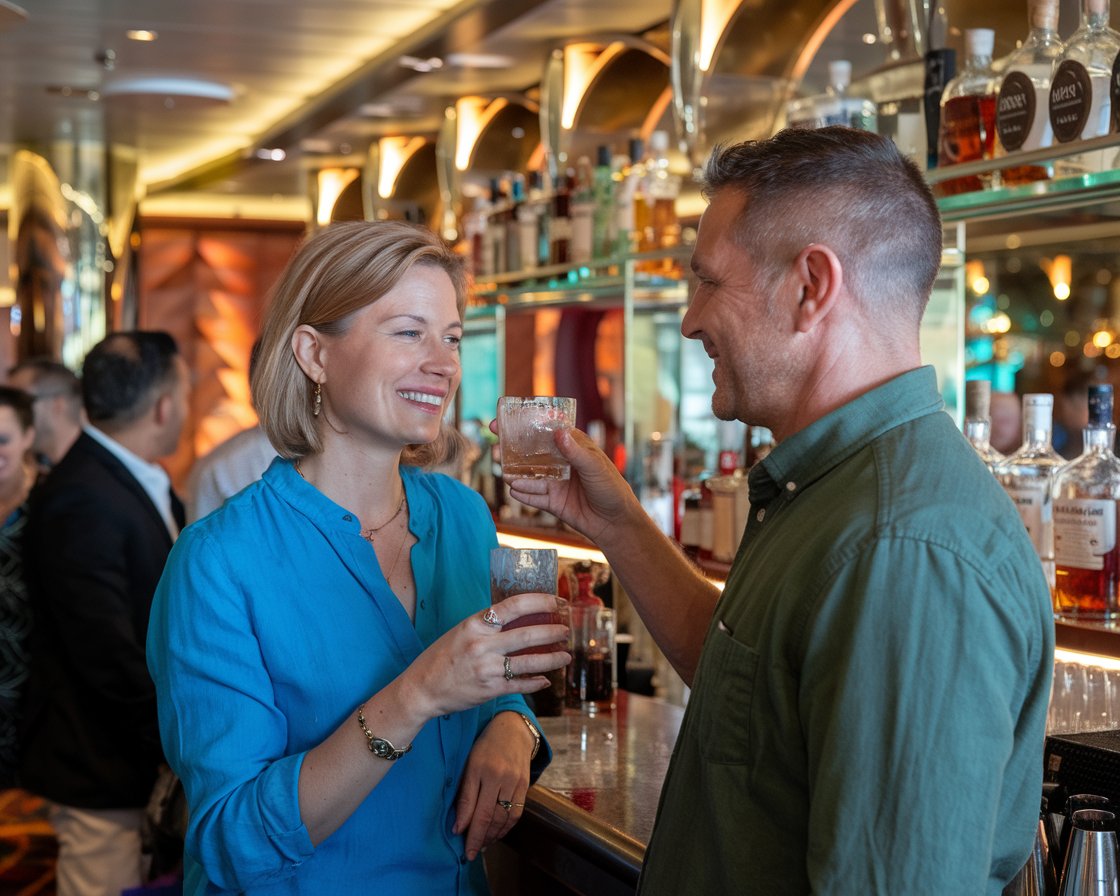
[786,60,877,131]
[644,130,681,276]
[936,28,998,196]
[964,378,1005,471]
[1053,384,1120,621]
[997,393,1066,586]
[995,0,1064,186]
[1050,0,1120,176]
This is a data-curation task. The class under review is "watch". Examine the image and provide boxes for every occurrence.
[356,704,413,761]
[516,712,542,761]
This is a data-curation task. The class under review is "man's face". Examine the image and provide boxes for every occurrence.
[8,368,55,455]
[680,189,796,429]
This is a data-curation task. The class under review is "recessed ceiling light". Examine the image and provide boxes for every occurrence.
[399,55,444,73]
[299,138,335,154]
[127,29,159,42]
[861,33,877,44]
[255,148,286,161]
[101,76,234,106]
[445,52,514,69]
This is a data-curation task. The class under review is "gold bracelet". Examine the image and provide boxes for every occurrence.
[516,712,541,761]
[356,704,412,761]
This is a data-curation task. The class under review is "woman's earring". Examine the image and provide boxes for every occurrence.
[313,382,322,417]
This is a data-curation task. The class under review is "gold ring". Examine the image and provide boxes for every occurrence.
[503,656,514,681]
[482,607,502,626]
[497,799,513,811]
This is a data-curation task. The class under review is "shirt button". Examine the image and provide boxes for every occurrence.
[343,514,352,522]
[420,600,427,610]
[785,482,796,492]
[460,855,468,865]
[442,714,451,721]
[445,776,454,788]
[756,508,766,522]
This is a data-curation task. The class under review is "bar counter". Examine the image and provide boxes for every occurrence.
[487,691,684,896]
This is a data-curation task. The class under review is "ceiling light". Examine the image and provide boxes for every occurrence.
[399,55,444,73]
[101,76,234,106]
[127,29,158,41]
[445,52,515,69]
[255,148,286,161]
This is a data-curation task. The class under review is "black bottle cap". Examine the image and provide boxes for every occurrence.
[628,137,644,163]
[1088,383,1114,426]
[597,145,611,167]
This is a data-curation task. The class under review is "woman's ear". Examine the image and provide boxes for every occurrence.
[792,243,844,333]
[291,325,326,384]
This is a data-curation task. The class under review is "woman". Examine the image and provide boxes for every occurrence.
[0,386,35,787]
[148,221,569,894]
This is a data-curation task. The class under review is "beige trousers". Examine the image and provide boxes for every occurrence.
[48,803,145,896]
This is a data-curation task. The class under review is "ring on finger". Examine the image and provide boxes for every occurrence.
[503,655,514,681]
[497,799,513,811]
[482,607,502,626]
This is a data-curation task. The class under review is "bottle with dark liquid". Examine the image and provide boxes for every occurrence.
[1053,383,1120,621]
[936,28,998,196]
[995,0,1064,186]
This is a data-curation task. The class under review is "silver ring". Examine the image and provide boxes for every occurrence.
[497,799,513,811]
[503,655,514,681]
[482,607,502,627]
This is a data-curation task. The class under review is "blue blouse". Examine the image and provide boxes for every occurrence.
[147,459,545,895]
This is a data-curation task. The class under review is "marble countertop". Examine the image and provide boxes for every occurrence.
[526,691,685,881]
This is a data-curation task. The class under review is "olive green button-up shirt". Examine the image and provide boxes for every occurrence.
[639,366,1053,895]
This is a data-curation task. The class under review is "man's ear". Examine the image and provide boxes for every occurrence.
[792,243,844,334]
[292,325,326,384]
[153,391,172,426]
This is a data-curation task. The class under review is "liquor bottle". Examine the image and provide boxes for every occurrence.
[549,171,572,266]
[923,4,956,171]
[995,0,1064,186]
[936,28,999,196]
[505,174,524,273]
[592,145,615,259]
[517,172,540,272]
[997,393,1066,586]
[786,60,877,131]
[1050,0,1120,176]
[1053,384,1120,621]
[964,378,1005,471]
[643,130,682,276]
[570,156,595,265]
[616,137,644,257]
[485,178,508,275]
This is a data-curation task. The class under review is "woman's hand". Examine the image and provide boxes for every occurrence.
[402,592,569,720]
[453,711,535,860]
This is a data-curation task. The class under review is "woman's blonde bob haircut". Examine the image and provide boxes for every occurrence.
[251,220,469,466]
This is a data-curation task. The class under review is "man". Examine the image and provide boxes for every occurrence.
[20,331,189,896]
[7,357,83,473]
[509,128,1054,893]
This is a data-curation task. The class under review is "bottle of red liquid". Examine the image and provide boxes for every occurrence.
[936,28,997,196]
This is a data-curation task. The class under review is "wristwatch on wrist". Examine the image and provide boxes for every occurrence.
[356,704,413,761]
[516,712,541,760]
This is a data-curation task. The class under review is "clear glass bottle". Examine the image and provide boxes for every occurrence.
[1050,0,1120,176]
[569,156,595,265]
[786,60,878,132]
[1053,384,1120,622]
[592,145,615,260]
[936,28,998,196]
[997,393,1066,586]
[643,130,681,277]
[995,0,1063,186]
[964,378,1005,471]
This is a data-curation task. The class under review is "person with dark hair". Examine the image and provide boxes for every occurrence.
[507,128,1054,894]
[20,330,189,896]
[147,221,566,894]
[7,357,82,473]
[184,340,276,522]
[0,386,35,787]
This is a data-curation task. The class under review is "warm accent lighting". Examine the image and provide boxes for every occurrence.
[984,312,1011,335]
[560,42,627,130]
[1093,329,1114,349]
[453,96,508,171]
[1043,254,1072,301]
[698,0,740,71]
[966,260,989,295]
[1049,351,1066,367]
[315,167,360,227]
[376,136,426,199]
[126,29,158,41]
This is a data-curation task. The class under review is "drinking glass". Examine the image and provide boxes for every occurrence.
[497,396,577,480]
[489,547,567,716]
[565,605,616,714]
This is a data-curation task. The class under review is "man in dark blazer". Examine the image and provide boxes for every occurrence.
[20,331,189,896]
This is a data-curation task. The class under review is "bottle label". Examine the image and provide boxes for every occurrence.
[1005,483,1053,557]
[1050,60,1093,143]
[996,71,1037,152]
[1054,498,1117,570]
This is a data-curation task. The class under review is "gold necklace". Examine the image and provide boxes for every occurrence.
[360,492,407,542]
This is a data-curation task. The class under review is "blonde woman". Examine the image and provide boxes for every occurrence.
[148,221,568,894]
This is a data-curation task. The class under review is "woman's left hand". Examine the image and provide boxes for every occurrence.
[453,710,535,860]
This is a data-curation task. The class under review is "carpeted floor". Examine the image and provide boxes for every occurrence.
[0,789,56,895]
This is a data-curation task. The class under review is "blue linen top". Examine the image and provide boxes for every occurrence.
[147,458,546,895]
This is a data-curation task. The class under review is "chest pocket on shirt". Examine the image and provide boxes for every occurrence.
[696,624,760,766]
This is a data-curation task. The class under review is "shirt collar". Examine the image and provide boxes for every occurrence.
[749,366,945,505]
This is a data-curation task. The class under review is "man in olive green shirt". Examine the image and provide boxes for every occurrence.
[508,127,1053,893]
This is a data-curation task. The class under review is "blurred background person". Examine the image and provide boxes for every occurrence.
[1052,367,1097,461]
[20,331,189,896]
[185,340,275,523]
[0,387,36,788]
[989,390,1023,456]
[7,358,82,476]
